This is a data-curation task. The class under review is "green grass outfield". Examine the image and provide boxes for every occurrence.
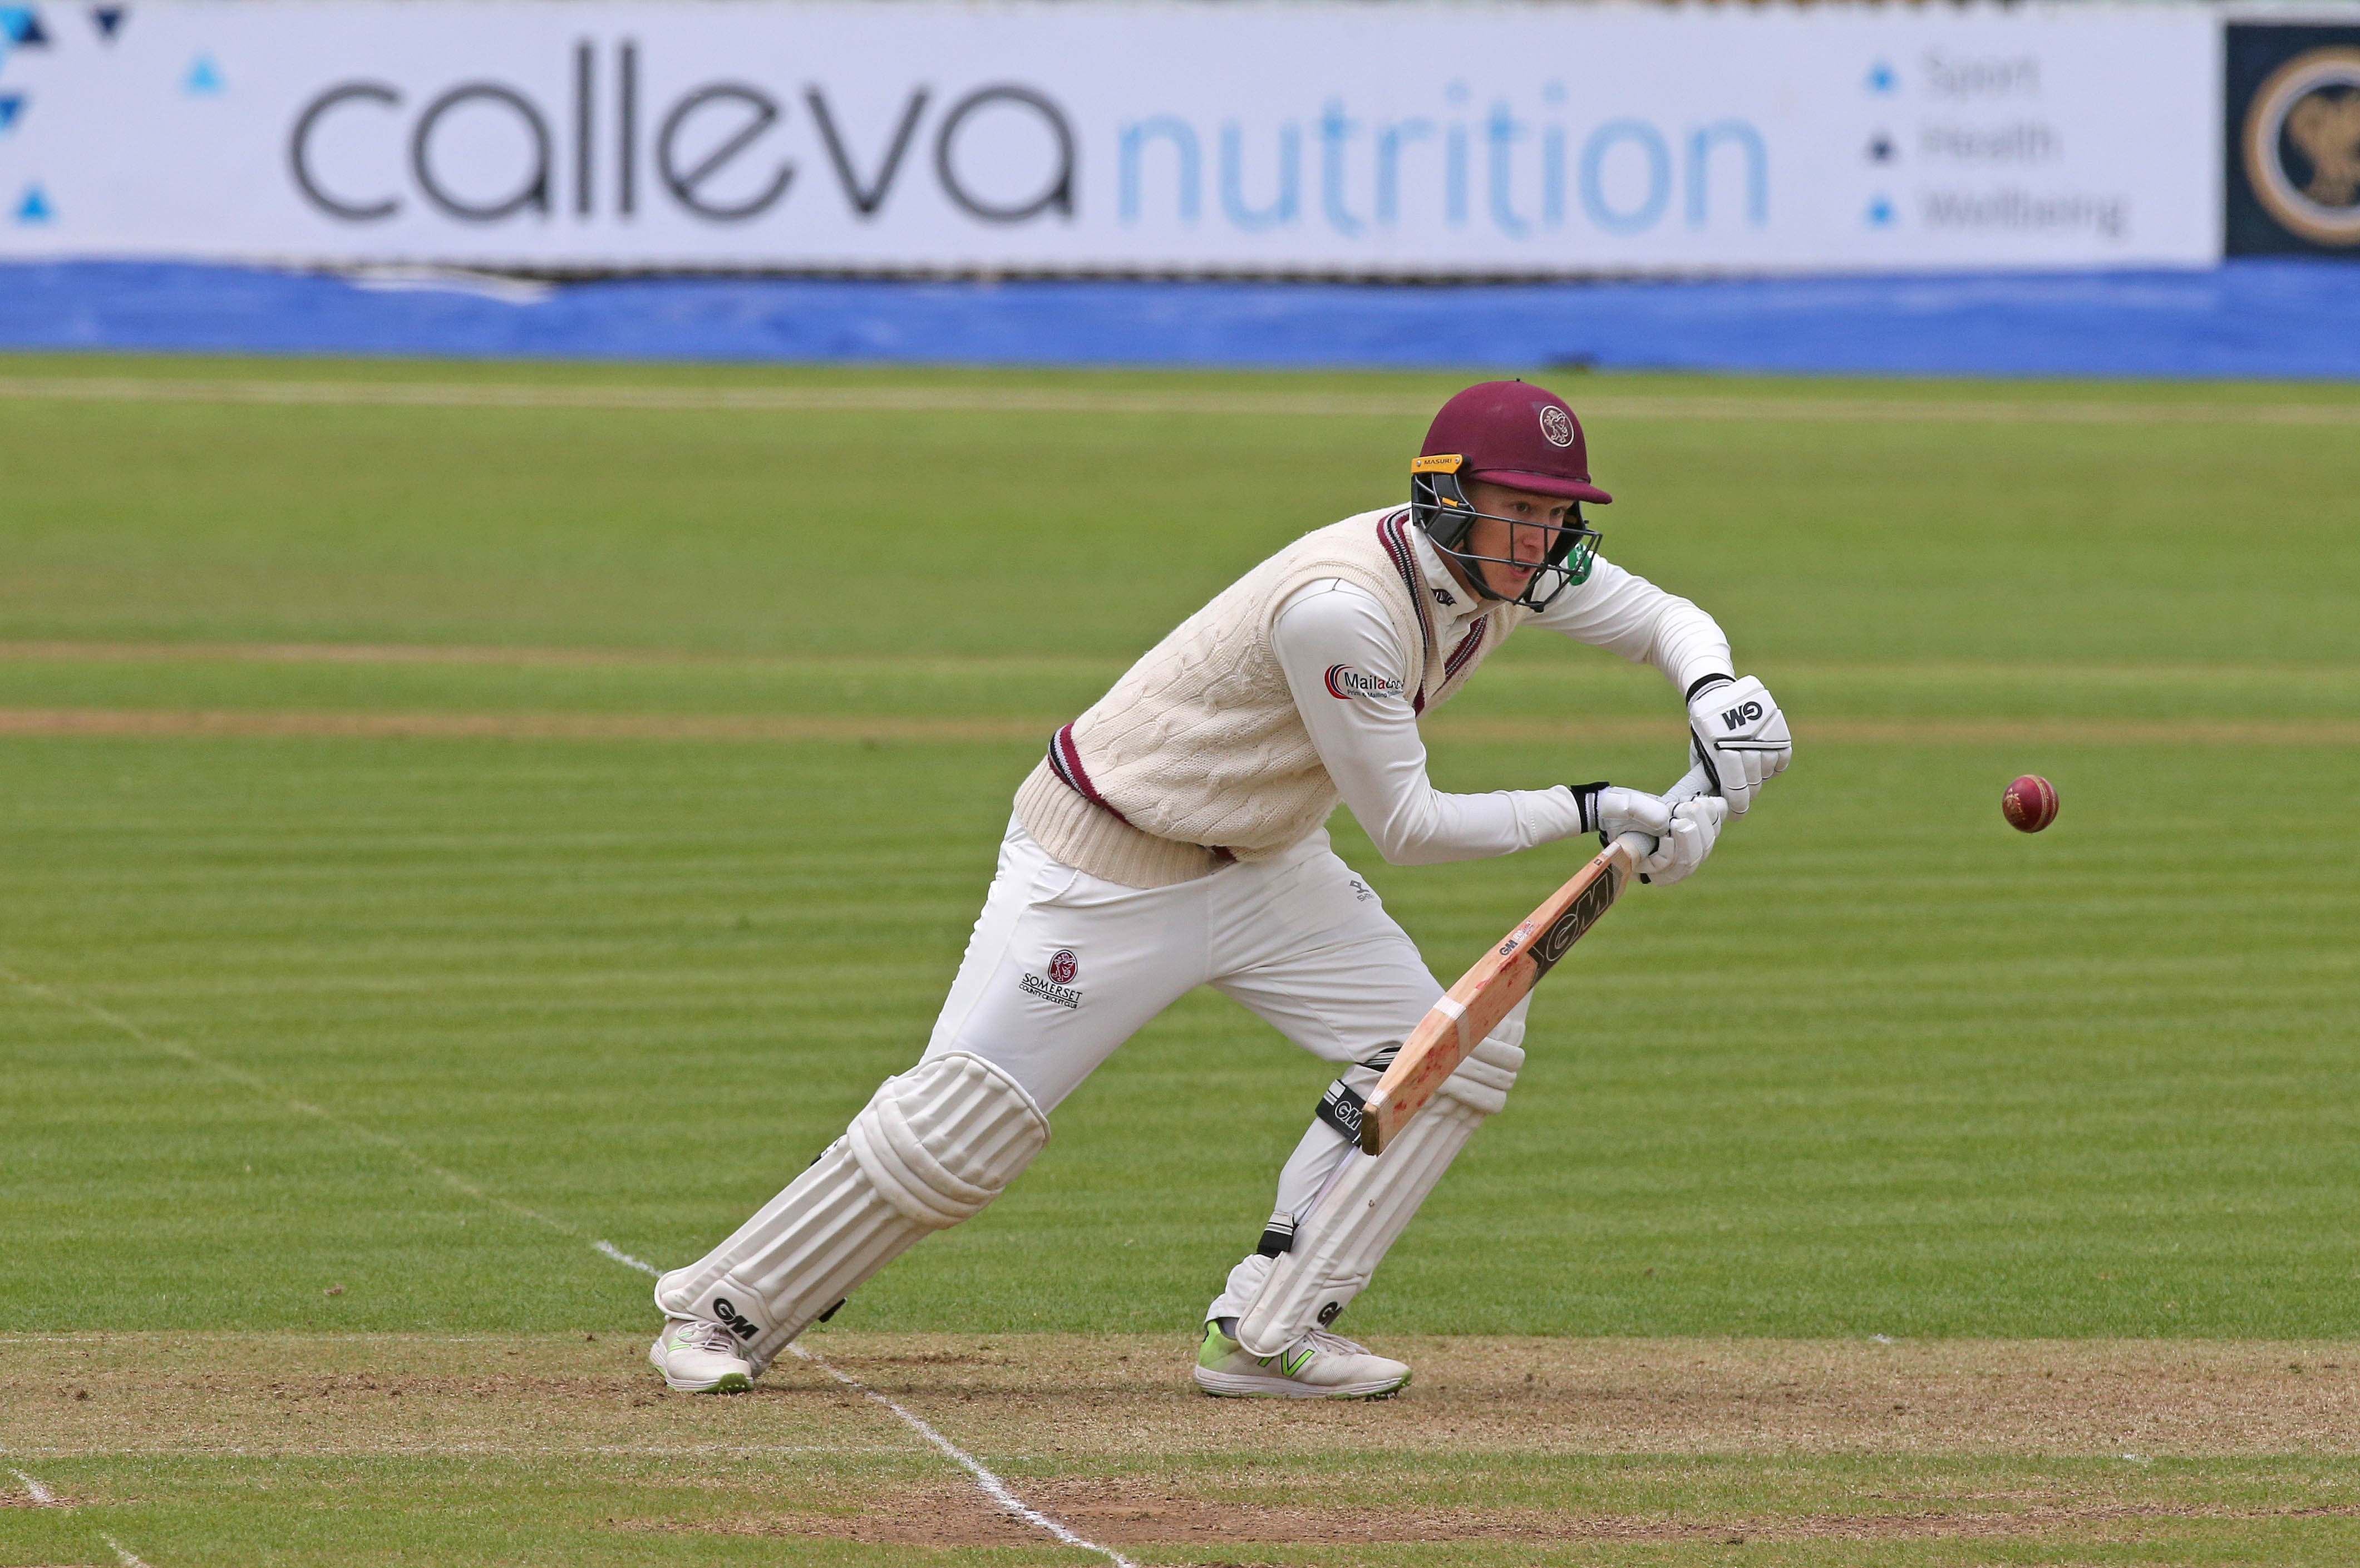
[2,356,2357,1565]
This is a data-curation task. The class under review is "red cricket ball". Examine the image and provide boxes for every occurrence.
[2002,774,2060,834]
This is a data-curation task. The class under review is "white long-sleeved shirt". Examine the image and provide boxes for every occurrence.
[1270,527,1731,865]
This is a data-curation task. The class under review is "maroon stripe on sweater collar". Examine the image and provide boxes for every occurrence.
[1376,514,1436,714]
[1443,616,1490,682]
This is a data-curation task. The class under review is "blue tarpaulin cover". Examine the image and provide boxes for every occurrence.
[2,259,2353,377]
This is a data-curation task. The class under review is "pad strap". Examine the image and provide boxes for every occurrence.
[1235,1036,1523,1356]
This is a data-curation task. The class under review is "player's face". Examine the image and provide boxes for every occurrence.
[1457,480,1574,600]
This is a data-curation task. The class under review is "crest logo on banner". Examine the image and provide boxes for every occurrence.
[2225,23,2360,254]
[2244,47,2360,245]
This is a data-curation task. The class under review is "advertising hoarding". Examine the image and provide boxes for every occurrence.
[0,1,2222,275]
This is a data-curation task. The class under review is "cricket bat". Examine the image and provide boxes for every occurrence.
[1356,765,1713,1156]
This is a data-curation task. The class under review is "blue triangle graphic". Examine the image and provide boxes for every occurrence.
[184,52,222,94]
[1865,61,1895,93]
[1866,196,1895,228]
[91,5,124,40]
[1,6,50,45]
[0,94,23,134]
[16,183,53,223]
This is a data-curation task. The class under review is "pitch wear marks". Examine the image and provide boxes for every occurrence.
[1323,663,1403,701]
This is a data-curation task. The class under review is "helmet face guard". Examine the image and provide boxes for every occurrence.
[1408,455,1602,611]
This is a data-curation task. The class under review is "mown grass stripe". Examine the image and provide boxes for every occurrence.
[2,707,2354,745]
[0,642,2341,685]
[0,962,590,1241]
[3,373,2358,426]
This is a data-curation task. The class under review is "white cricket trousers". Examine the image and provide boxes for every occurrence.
[920,817,1526,1324]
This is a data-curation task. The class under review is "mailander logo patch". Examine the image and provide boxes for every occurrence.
[1325,663,1404,701]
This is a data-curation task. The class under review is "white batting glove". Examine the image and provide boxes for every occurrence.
[1686,674,1791,815]
[1635,796,1727,885]
[1570,782,1673,843]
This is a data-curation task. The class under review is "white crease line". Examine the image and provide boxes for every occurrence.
[5,967,1137,1568]
[8,1466,60,1505]
[593,1240,661,1274]
[786,1343,1139,1568]
[8,1454,152,1567]
[0,965,584,1242]
[529,1195,1137,1564]
[1,374,2356,427]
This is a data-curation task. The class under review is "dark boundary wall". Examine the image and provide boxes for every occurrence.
[3,259,2356,377]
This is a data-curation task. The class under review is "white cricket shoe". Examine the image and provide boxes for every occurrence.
[648,1317,755,1393]
[1193,1319,1410,1400]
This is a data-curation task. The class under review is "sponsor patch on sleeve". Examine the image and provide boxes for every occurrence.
[1324,663,1406,701]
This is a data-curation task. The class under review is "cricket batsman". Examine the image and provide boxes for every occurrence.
[648,381,1791,1399]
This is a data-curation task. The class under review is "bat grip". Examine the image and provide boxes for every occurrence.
[1614,762,1716,862]
[1661,760,1715,808]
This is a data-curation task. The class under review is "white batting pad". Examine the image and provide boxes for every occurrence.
[653,1051,1049,1373]
[1235,1036,1522,1357]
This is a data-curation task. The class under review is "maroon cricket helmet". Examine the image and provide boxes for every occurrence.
[1418,380,1612,505]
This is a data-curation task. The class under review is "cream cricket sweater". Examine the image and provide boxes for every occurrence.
[1013,509,1531,888]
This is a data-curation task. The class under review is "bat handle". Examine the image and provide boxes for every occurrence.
[1613,762,1717,863]
[1662,760,1714,808]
